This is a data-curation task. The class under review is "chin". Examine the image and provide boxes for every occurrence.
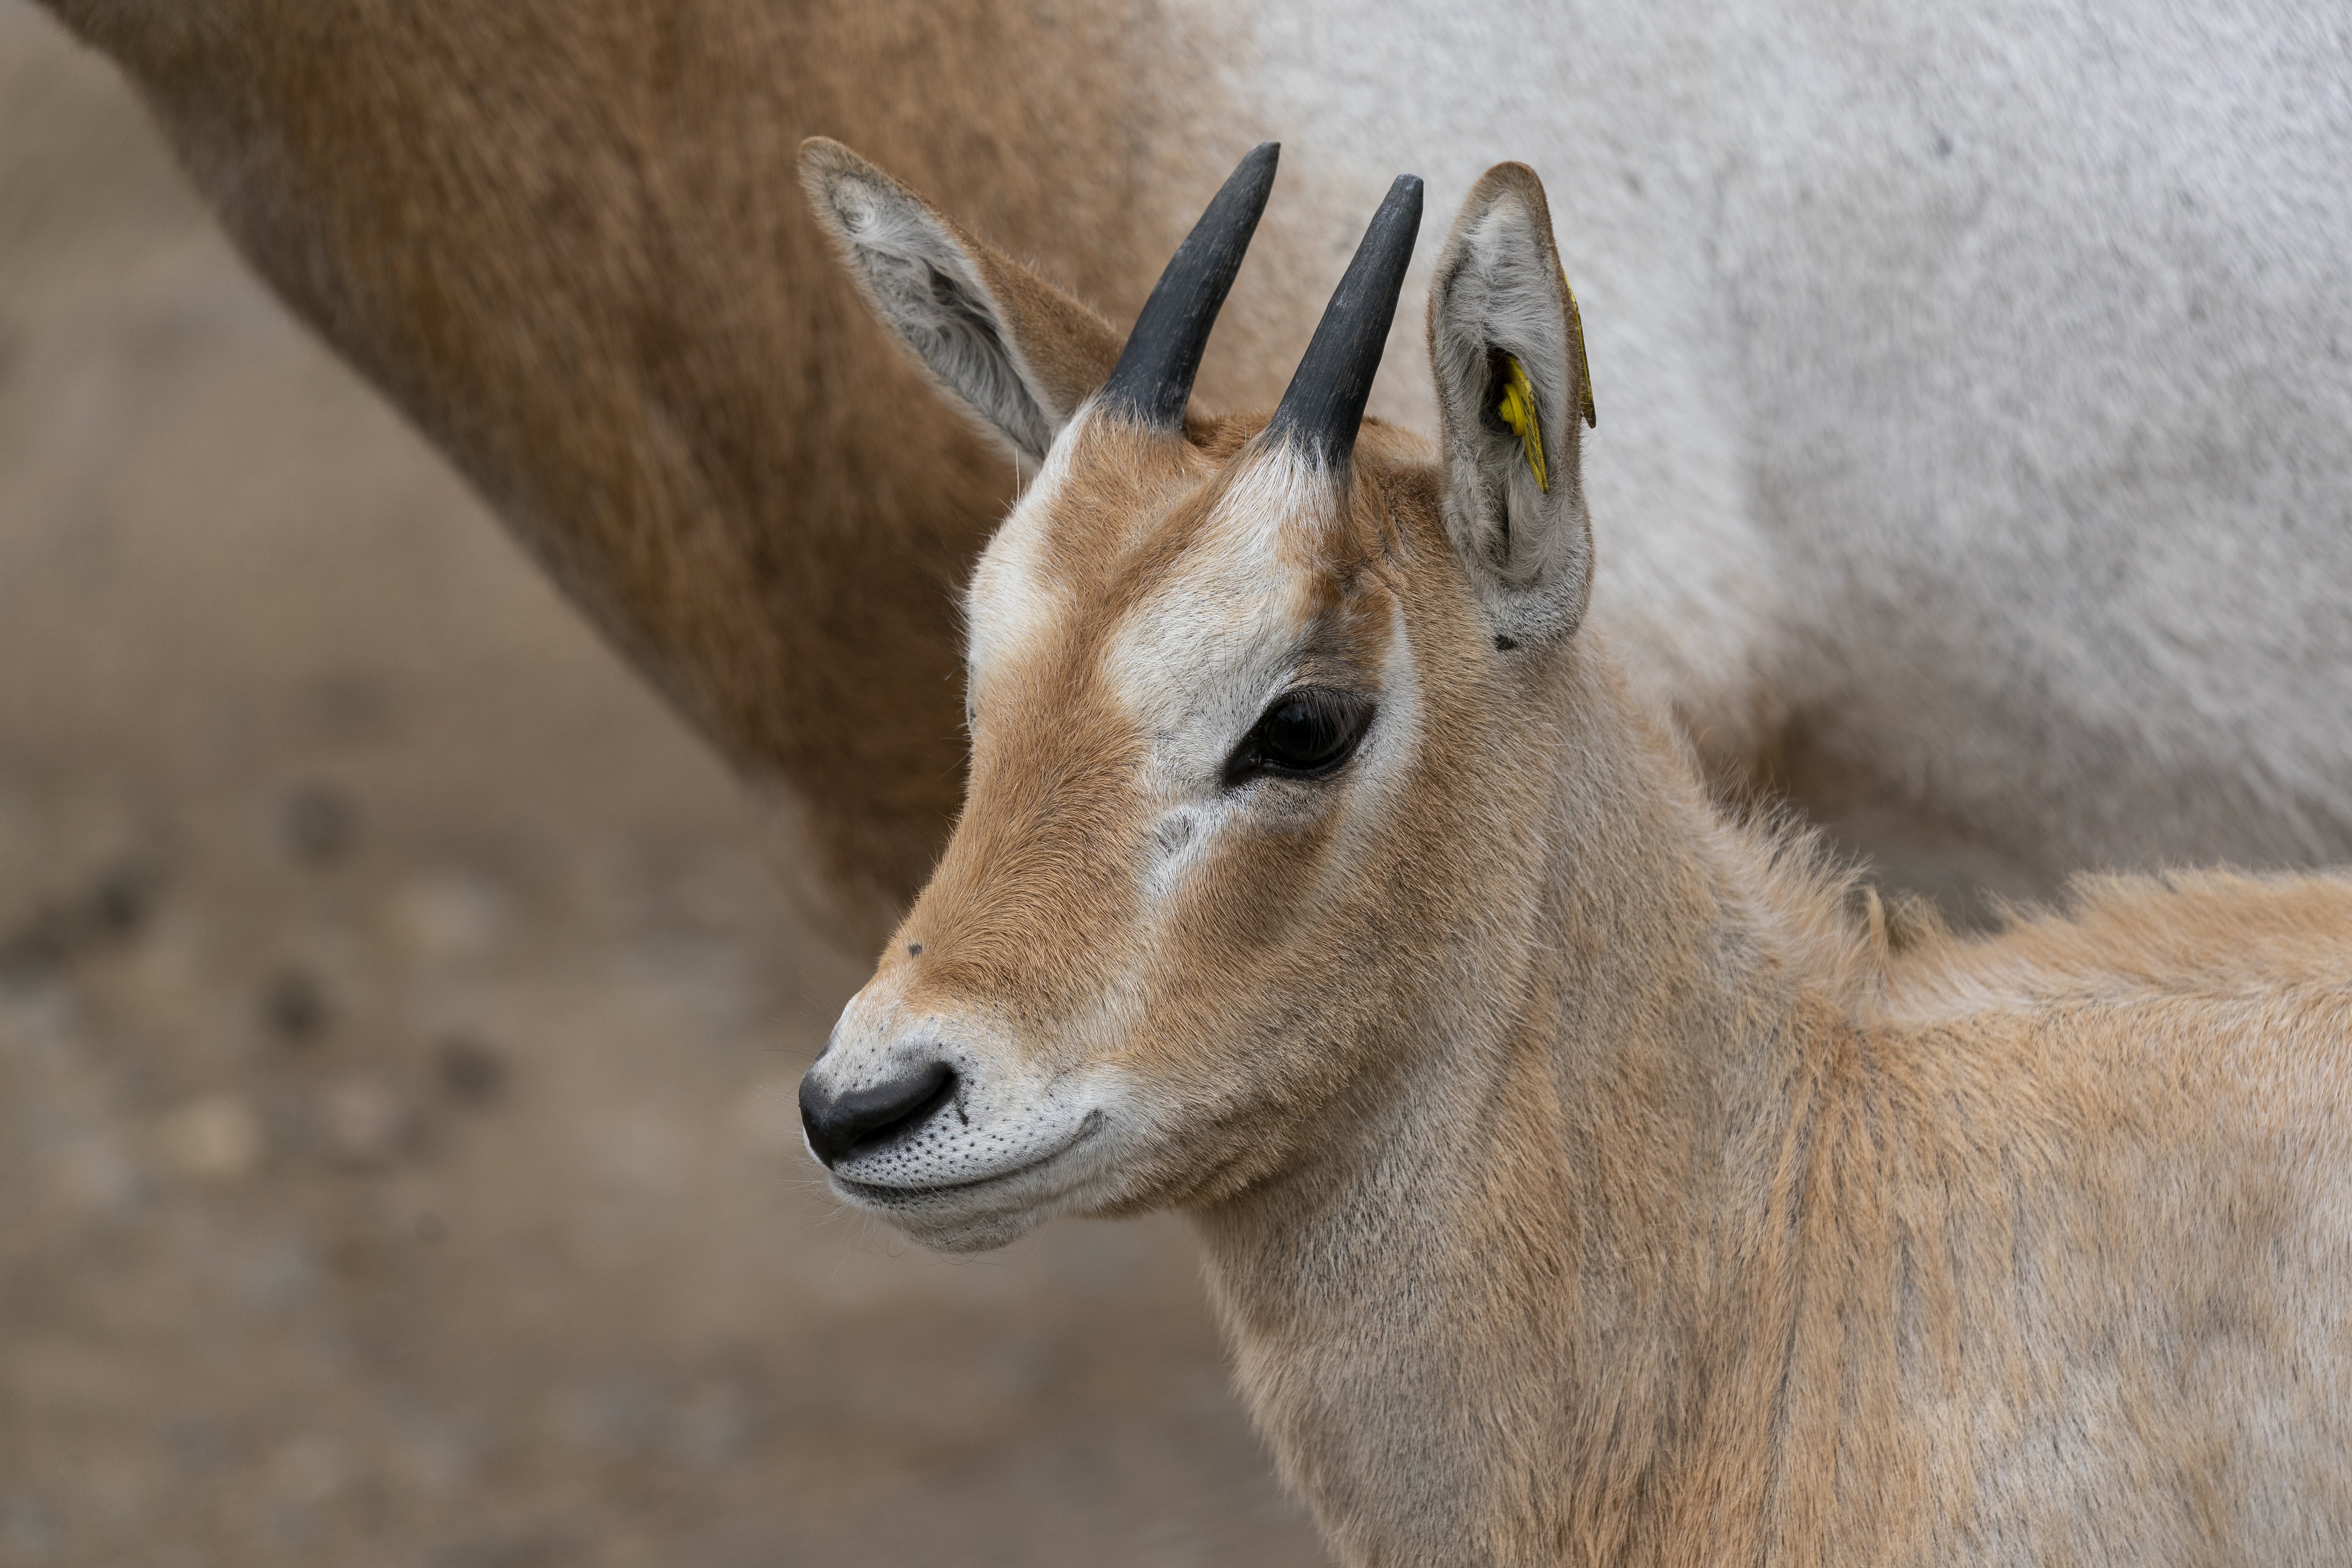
[825,1117,1147,1251]
[831,1176,1054,1252]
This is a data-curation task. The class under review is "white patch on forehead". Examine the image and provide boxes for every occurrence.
[1125,571,1420,928]
[1212,449,1347,575]
[1099,448,1341,731]
[1091,447,1395,916]
[965,436,1073,681]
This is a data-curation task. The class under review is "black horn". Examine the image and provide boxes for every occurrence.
[1097,141,1281,431]
[1265,174,1424,466]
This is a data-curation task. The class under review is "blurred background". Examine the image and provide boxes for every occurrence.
[0,4,1324,1563]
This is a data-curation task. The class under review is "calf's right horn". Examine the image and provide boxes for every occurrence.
[1265,173,1424,468]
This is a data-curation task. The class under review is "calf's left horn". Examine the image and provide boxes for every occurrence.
[1096,142,1281,431]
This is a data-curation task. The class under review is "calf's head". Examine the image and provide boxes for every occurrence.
[796,140,1597,1249]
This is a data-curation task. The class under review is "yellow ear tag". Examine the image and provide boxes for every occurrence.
[1495,354,1549,494]
[1563,272,1597,430]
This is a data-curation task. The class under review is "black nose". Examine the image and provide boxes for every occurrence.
[799,1060,958,1168]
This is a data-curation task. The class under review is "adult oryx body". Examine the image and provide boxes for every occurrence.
[31,0,2352,931]
[799,139,2352,1567]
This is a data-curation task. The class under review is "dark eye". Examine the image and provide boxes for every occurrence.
[1223,688,1375,786]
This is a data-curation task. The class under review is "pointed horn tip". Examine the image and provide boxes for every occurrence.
[1095,141,1286,432]
[1381,173,1425,225]
[1262,170,1426,466]
[1212,141,1281,215]
[1220,140,1281,211]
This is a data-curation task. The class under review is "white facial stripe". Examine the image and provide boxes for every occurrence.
[966,438,1072,683]
[1212,445,1348,572]
[1141,807,1214,903]
[1100,447,1340,733]
[1317,595,1420,882]
[1094,447,1406,911]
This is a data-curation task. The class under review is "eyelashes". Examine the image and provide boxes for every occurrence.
[1222,686,1376,787]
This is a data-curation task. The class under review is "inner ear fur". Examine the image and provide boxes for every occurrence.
[799,137,1122,465]
[1426,162,1595,648]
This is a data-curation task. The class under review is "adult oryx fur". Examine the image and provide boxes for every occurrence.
[31,0,2352,936]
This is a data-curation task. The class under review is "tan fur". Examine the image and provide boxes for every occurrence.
[47,0,2352,947]
[802,151,2352,1564]
[33,0,1295,941]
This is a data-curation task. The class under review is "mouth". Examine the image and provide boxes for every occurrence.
[829,1112,1104,1207]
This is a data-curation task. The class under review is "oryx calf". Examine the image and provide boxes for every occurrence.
[796,140,2352,1566]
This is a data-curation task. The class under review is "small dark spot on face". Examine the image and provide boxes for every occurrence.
[1494,635,1519,651]
[907,943,923,956]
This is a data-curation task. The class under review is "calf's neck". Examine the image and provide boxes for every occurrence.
[797,141,2352,1565]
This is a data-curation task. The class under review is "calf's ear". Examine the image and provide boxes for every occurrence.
[799,137,1122,465]
[1426,163,1598,648]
